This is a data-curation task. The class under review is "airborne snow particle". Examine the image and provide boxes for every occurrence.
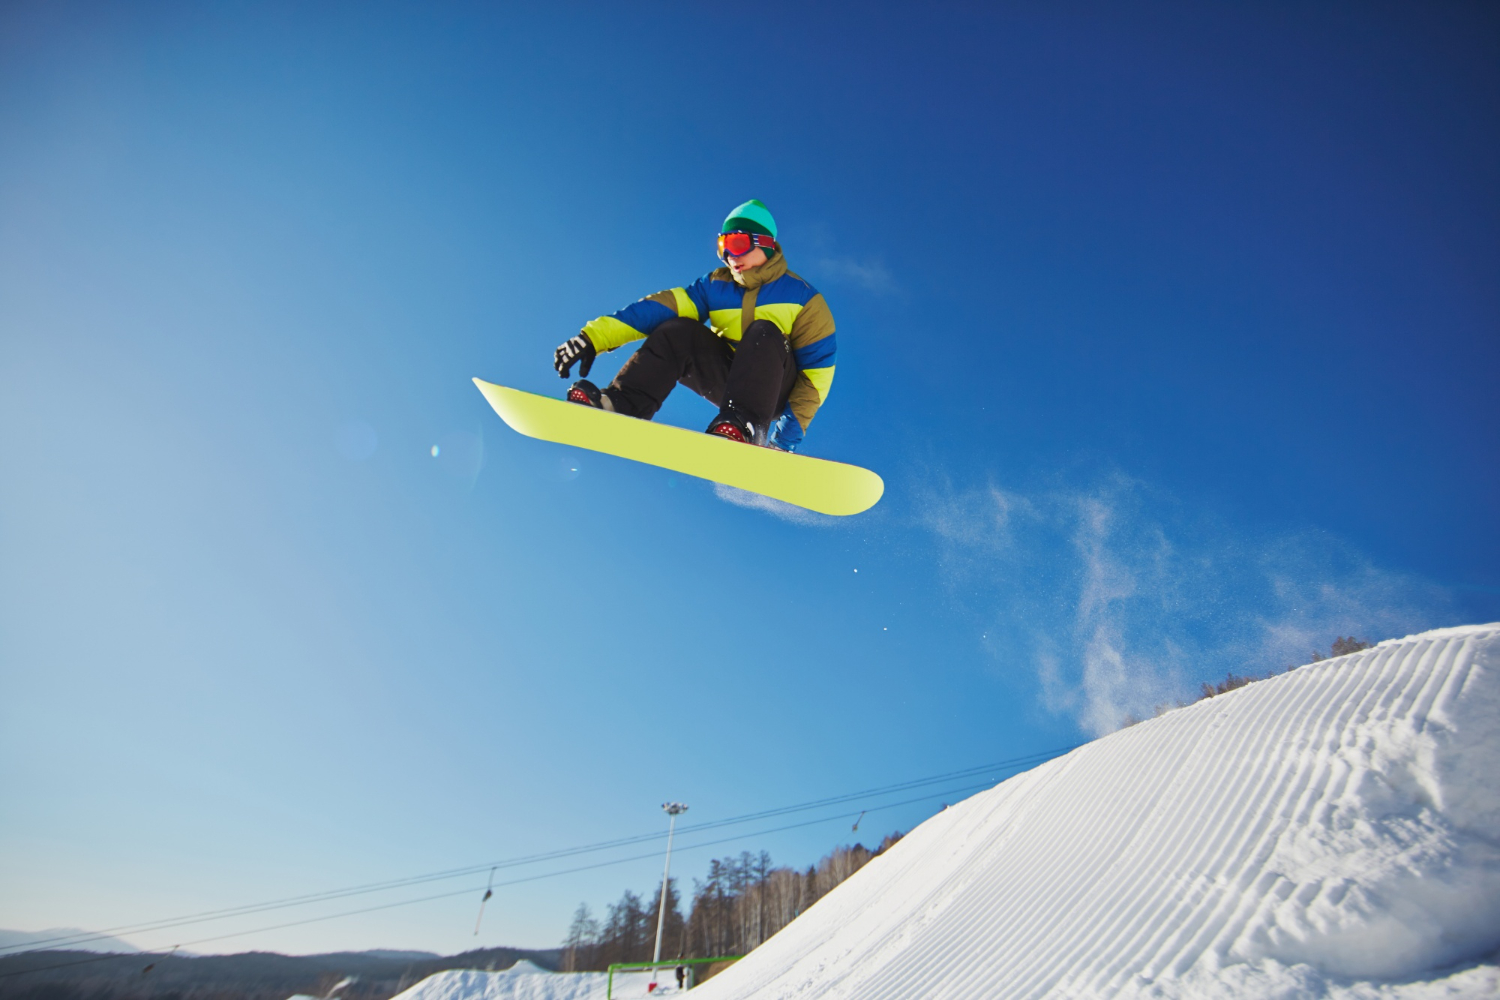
[431,445,440,457]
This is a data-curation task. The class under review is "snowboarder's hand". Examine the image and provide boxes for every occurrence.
[554,334,596,379]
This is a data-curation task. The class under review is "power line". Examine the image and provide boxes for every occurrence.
[0,745,1081,961]
[4,746,1073,956]
[0,774,1010,981]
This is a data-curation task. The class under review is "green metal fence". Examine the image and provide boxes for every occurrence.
[605,956,742,998]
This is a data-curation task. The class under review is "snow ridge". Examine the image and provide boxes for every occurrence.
[390,964,605,1000]
[693,624,1500,1000]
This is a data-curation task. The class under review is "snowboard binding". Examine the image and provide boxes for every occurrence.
[707,406,760,445]
[567,379,604,408]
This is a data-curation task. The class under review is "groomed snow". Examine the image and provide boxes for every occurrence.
[690,624,1500,1000]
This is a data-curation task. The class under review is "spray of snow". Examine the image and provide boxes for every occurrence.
[811,255,897,294]
[687,624,1500,999]
[712,483,840,527]
[918,474,1453,735]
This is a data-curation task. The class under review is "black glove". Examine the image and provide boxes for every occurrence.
[553,334,596,379]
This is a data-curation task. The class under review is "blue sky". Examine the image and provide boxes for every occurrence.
[1,0,1496,956]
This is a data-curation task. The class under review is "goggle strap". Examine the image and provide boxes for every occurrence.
[719,231,780,257]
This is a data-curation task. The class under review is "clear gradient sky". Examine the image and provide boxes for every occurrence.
[2,0,1497,956]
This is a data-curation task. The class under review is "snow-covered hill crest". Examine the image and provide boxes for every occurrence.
[388,962,685,1000]
[390,964,605,1000]
[694,624,1500,1000]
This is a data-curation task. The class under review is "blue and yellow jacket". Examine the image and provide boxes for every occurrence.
[580,254,835,452]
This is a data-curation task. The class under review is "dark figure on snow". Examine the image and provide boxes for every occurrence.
[553,199,837,450]
[675,965,686,990]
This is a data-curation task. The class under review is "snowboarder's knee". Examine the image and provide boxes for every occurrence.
[651,316,712,347]
[740,320,789,352]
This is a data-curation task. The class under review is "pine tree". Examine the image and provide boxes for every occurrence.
[573,835,906,970]
[561,903,598,972]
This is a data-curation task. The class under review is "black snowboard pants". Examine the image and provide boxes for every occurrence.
[607,317,796,436]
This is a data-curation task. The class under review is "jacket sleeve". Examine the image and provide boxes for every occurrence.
[581,280,711,352]
[769,293,836,451]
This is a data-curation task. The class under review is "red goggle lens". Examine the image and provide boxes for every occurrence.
[718,231,777,258]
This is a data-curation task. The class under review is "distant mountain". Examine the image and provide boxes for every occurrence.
[0,929,141,954]
[0,944,562,1000]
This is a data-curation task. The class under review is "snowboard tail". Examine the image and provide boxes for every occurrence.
[473,379,883,516]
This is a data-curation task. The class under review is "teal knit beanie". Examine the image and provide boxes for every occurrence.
[722,199,778,260]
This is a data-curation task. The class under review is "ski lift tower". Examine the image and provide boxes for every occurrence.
[650,802,688,989]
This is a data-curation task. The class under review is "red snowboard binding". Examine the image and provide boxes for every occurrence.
[567,379,604,408]
[706,406,759,445]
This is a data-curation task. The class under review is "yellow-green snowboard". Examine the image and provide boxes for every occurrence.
[474,379,883,516]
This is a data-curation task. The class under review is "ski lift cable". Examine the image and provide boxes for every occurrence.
[0,748,1074,956]
[0,773,1012,981]
[1,745,1081,957]
[0,748,1070,958]
[0,774,1007,981]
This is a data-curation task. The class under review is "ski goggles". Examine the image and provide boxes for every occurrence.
[717,231,779,259]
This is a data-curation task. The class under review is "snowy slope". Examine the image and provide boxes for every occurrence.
[693,624,1500,1000]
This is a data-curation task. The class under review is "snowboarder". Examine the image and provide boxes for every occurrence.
[552,199,837,451]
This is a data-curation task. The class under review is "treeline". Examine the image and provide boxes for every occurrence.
[561,835,902,972]
[1125,635,1376,727]
[1198,635,1374,701]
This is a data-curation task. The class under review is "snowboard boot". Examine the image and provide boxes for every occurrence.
[566,379,616,411]
[706,405,760,445]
